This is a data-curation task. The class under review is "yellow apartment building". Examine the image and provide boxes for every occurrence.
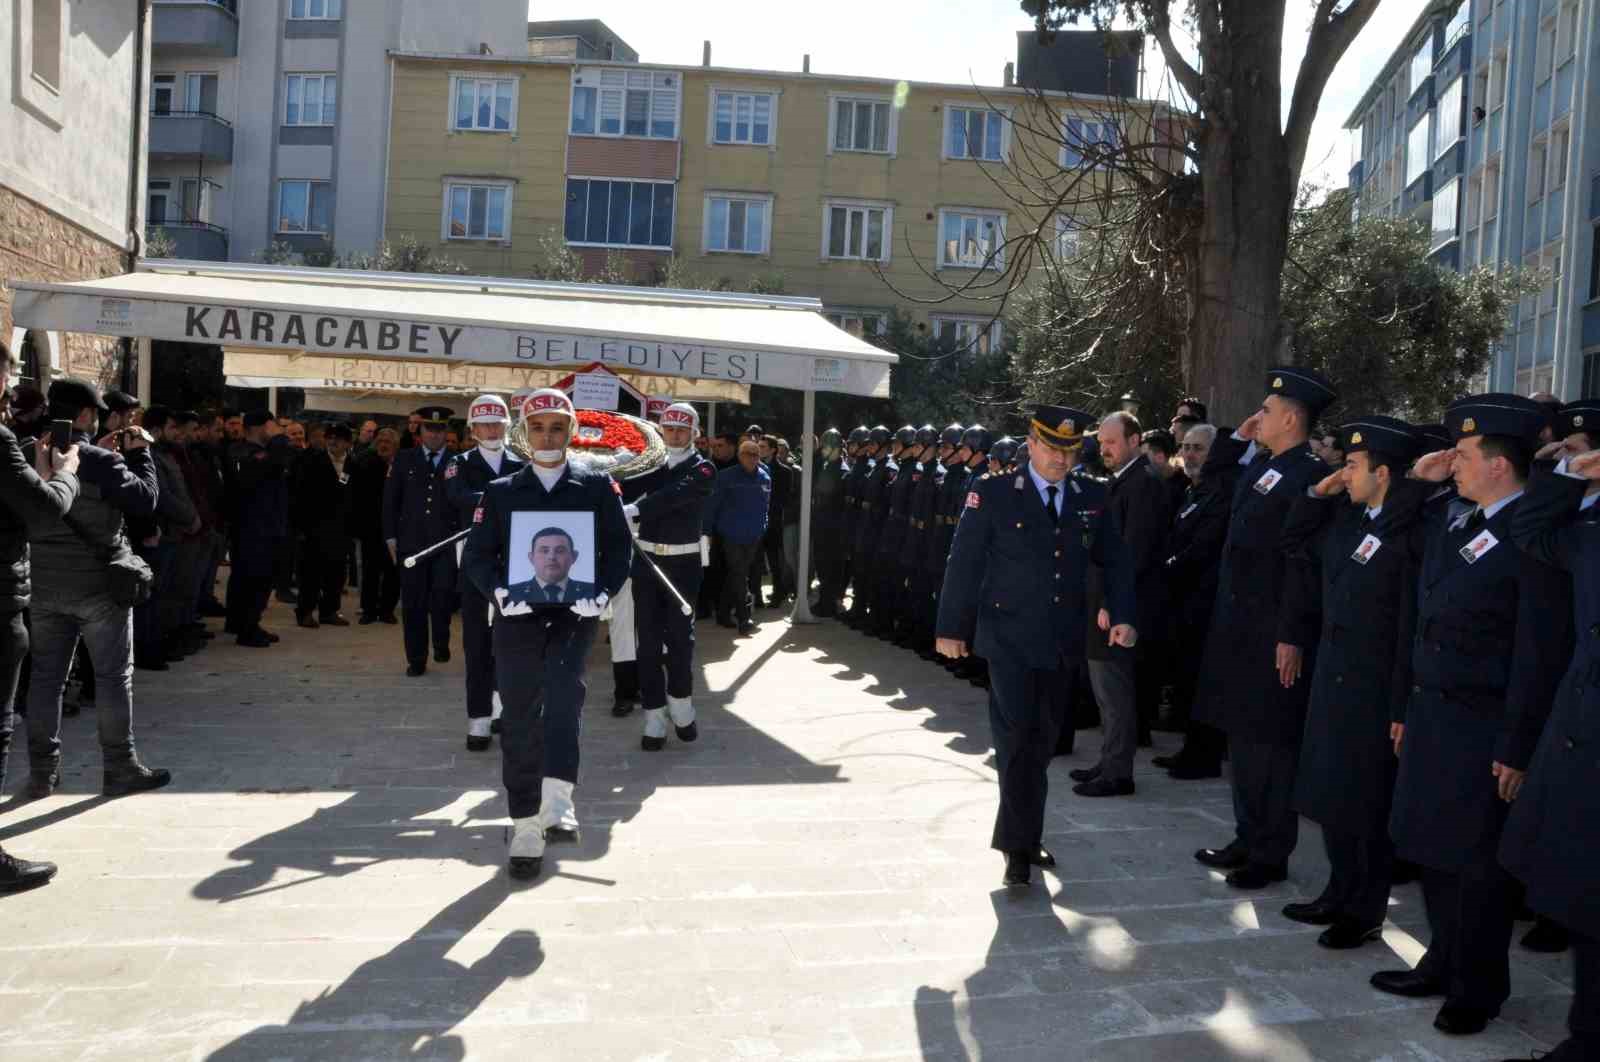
[381,48,1162,356]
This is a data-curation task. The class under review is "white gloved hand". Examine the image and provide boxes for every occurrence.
[570,591,609,619]
[623,502,640,520]
[495,586,533,617]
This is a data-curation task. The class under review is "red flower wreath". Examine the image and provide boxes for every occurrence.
[571,409,648,454]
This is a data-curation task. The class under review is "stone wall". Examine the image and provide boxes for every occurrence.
[0,184,127,389]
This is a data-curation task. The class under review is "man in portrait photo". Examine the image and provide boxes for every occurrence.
[501,525,596,608]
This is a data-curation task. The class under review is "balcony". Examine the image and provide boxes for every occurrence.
[149,111,233,163]
[152,0,238,57]
[148,222,229,261]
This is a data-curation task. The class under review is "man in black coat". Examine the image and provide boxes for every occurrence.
[809,429,848,617]
[227,411,295,647]
[1373,394,1568,1038]
[1503,413,1600,1062]
[350,429,400,624]
[1192,367,1336,889]
[844,426,893,628]
[383,406,458,677]
[937,406,1137,888]
[288,422,355,628]
[871,425,922,638]
[901,424,949,652]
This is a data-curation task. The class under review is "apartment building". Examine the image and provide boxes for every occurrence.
[2,0,149,391]
[145,0,526,265]
[380,33,1158,351]
[1344,0,1599,397]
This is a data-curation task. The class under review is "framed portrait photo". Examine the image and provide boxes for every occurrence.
[503,510,599,607]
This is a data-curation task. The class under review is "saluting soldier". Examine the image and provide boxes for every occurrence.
[1502,401,1600,1062]
[844,426,893,628]
[1279,417,1428,949]
[460,389,631,880]
[810,428,849,617]
[1191,368,1336,890]
[624,402,716,751]
[937,406,1137,888]
[444,395,524,751]
[383,405,459,678]
[900,424,951,650]
[1373,394,1568,1037]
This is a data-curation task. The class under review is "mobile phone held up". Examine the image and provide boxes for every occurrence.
[49,419,73,451]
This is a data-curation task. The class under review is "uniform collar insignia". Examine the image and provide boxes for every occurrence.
[1014,475,1025,490]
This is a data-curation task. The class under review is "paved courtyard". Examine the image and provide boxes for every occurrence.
[0,592,1575,1060]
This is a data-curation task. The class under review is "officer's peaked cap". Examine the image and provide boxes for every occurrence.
[1339,415,1420,462]
[1445,393,1545,444]
[1556,399,1600,438]
[1411,423,1451,452]
[1029,404,1092,452]
[413,405,454,425]
[1265,366,1337,416]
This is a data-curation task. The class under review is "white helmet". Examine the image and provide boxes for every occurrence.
[519,388,577,425]
[659,402,698,434]
[467,394,510,425]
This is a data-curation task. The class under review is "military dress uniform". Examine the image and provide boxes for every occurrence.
[460,391,631,878]
[1280,418,1428,946]
[1192,368,1336,887]
[846,427,894,627]
[1504,421,1600,1061]
[937,407,1135,887]
[919,426,978,658]
[1378,394,1569,1034]
[872,426,921,637]
[900,427,947,649]
[444,396,525,750]
[383,406,459,676]
[839,428,873,615]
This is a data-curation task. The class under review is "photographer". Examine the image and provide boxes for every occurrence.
[22,377,169,800]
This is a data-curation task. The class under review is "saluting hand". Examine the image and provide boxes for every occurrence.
[1410,449,1455,483]
[1236,412,1263,441]
[1275,643,1303,687]
[1535,439,1568,463]
[1313,470,1345,498]
[936,637,968,659]
[1492,761,1525,802]
[1570,450,1600,480]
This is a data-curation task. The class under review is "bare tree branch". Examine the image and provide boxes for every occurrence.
[1285,0,1384,184]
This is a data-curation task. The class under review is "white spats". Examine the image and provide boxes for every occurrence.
[468,717,491,739]
[490,692,503,722]
[509,817,546,859]
[540,777,579,832]
[642,707,669,739]
[666,695,696,728]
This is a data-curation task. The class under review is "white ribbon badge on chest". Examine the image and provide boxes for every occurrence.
[1252,469,1283,495]
[1459,528,1499,564]
[1351,533,1382,564]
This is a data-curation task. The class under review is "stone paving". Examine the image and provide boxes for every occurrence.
[0,591,1574,1060]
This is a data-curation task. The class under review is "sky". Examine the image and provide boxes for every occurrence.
[527,0,1432,193]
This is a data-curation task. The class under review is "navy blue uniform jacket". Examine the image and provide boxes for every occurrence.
[936,468,1135,670]
[445,447,525,590]
[383,446,458,585]
[631,453,716,545]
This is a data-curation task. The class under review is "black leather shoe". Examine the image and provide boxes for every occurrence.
[1317,920,1384,949]
[1151,754,1178,769]
[1194,843,1248,870]
[0,849,58,894]
[1433,1002,1495,1035]
[1030,847,1056,868]
[737,622,757,636]
[102,761,172,797]
[296,614,320,629]
[508,856,542,880]
[1370,968,1445,998]
[1068,765,1102,783]
[1169,761,1223,780]
[1073,777,1135,798]
[611,699,637,718]
[1520,916,1571,953]
[1281,899,1340,926]
[1225,863,1288,889]
[1003,852,1031,887]
[465,735,491,752]
[641,734,666,752]
[276,590,299,605]
[260,628,280,643]
[24,771,59,800]
[319,614,351,627]
[405,662,426,677]
[675,721,699,742]
[544,826,579,844]
[434,648,451,663]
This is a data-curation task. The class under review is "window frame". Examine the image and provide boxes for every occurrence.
[440,178,514,244]
[701,192,772,256]
[1059,114,1120,169]
[929,314,1002,356]
[1430,177,1461,248]
[16,0,65,126]
[276,178,333,235]
[1433,74,1464,161]
[943,103,1010,162]
[823,310,887,338]
[707,86,779,147]
[1550,123,1570,190]
[1405,114,1430,186]
[563,176,677,251]
[147,180,173,225]
[449,74,519,134]
[288,0,342,19]
[936,207,1007,270]
[1408,35,1433,95]
[184,71,219,115]
[569,67,681,141]
[151,73,176,115]
[283,72,338,127]
[820,198,893,263]
[826,92,897,157]
[1054,216,1082,261]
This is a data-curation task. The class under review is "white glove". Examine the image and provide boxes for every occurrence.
[494,586,532,617]
[570,591,609,619]
[623,502,640,520]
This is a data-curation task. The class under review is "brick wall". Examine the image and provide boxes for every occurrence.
[0,185,127,388]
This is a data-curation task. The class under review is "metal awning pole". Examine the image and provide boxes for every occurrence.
[789,387,817,625]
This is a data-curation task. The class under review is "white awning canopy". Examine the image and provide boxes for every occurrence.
[10,259,897,397]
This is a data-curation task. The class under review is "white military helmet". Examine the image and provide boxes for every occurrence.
[467,394,510,425]
[659,402,698,434]
[519,387,577,425]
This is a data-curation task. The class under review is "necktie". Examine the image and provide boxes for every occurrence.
[545,584,560,602]
[1464,508,1486,533]
[1045,485,1059,525]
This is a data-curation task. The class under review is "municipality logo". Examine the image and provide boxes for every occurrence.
[95,298,133,330]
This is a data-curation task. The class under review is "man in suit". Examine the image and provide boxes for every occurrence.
[501,527,597,607]
[288,421,355,628]
[1374,394,1566,1037]
[445,395,524,751]
[383,406,458,677]
[1192,367,1336,889]
[937,405,1137,888]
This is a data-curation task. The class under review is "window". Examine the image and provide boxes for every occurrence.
[1055,216,1081,260]
[570,68,679,139]
[152,74,175,115]
[443,181,510,241]
[1529,140,1547,200]
[931,316,1000,355]
[1061,116,1120,168]
[277,180,332,234]
[1491,51,1508,109]
[284,74,337,126]
[823,201,889,261]
[1443,3,1470,52]
[824,311,884,338]
[1431,178,1460,246]
[1405,115,1429,185]
[32,0,61,90]
[1472,67,1489,122]
[711,91,774,145]
[1409,36,1432,94]
[1465,171,1483,230]
[1557,3,1579,63]
[453,77,515,132]
[185,73,218,115]
[180,177,203,222]
[1484,161,1500,219]
[703,194,769,254]
[1536,19,1556,82]
[1541,242,1561,312]
[831,96,892,154]
[1433,76,1463,159]
[147,181,172,225]
[939,209,1005,269]
[1551,126,1570,189]
[563,178,674,248]
[288,0,341,19]
[945,106,1005,161]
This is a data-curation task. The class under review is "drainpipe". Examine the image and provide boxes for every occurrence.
[122,0,150,393]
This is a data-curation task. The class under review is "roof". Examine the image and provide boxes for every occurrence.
[11,260,896,398]
[1343,0,1454,129]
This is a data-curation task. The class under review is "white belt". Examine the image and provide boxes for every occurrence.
[637,540,700,557]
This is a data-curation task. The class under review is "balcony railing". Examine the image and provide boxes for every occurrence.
[148,221,229,262]
[152,0,239,56]
[149,110,233,162]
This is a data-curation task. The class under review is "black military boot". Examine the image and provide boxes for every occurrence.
[103,758,172,797]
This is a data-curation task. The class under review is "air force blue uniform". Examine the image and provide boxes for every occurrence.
[629,452,716,712]
[383,445,458,669]
[445,447,524,723]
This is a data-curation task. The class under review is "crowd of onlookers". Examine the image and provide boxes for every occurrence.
[692,426,803,635]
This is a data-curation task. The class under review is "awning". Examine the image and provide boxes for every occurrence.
[10,259,897,397]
